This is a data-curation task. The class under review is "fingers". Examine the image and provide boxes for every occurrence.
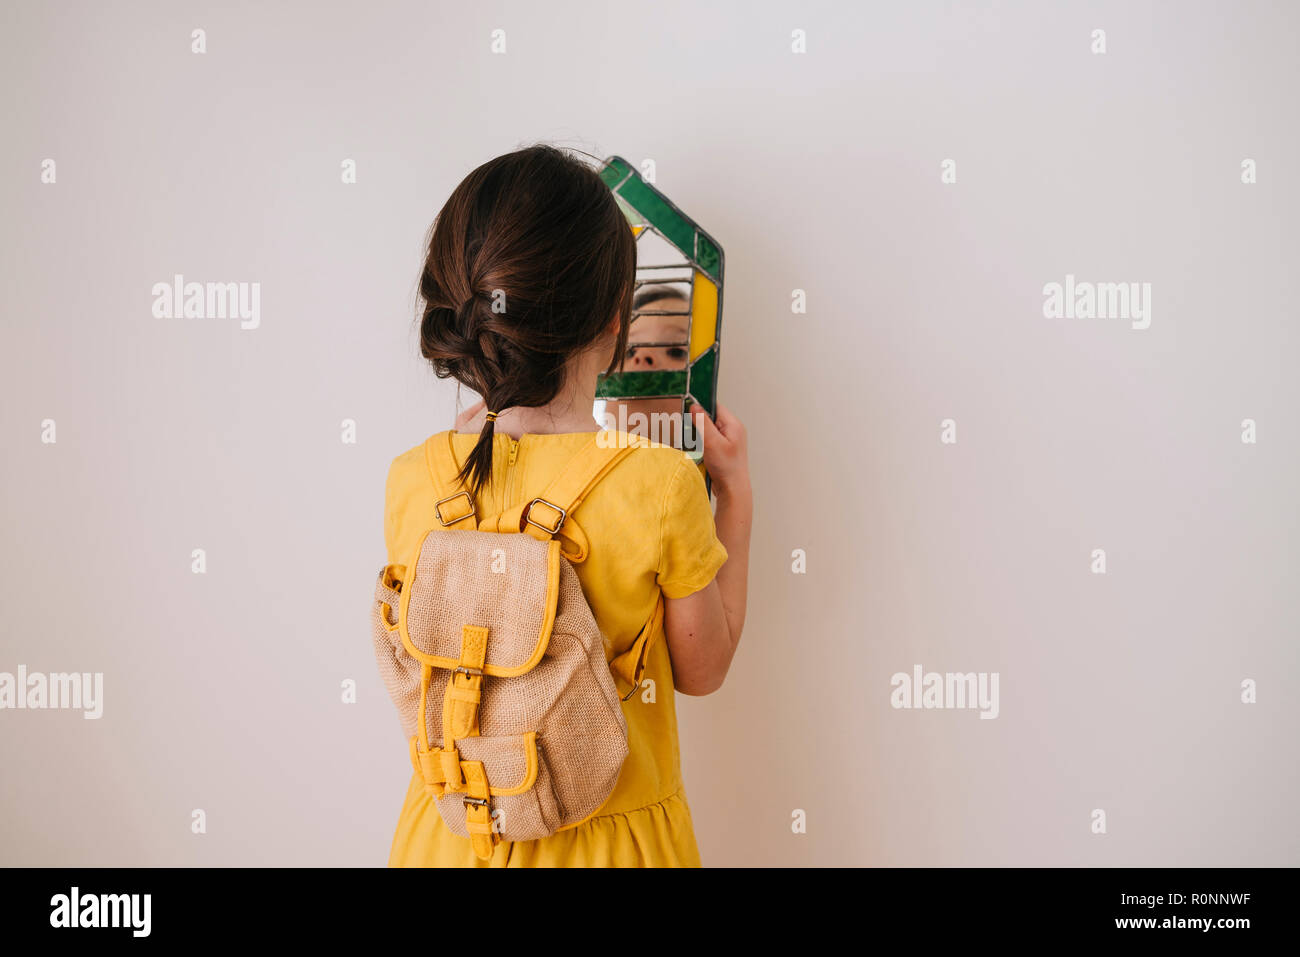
[699,402,745,446]
[689,402,727,452]
[711,402,744,440]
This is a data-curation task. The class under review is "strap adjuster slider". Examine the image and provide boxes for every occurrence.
[523,497,567,534]
[435,491,474,526]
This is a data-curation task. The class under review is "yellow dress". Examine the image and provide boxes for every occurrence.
[382,429,728,867]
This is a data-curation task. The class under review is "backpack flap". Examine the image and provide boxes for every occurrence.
[397,530,561,676]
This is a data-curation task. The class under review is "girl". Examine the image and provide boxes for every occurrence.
[382,145,752,867]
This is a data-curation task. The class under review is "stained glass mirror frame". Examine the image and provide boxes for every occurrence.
[595,156,724,467]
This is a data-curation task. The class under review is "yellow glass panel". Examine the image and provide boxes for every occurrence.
[689,273,717,361]
[631,225,646,238]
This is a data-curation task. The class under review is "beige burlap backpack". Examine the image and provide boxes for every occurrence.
[370,431,661,860]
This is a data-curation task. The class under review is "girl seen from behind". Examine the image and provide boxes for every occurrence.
[381,145,751,867]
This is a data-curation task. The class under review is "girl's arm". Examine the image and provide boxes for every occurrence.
[663,404,752,695]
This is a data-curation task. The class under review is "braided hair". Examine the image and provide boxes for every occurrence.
[417,145,637,497]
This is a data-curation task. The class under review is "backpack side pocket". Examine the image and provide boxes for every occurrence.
[434,731,562,842]
[370,564,422,739]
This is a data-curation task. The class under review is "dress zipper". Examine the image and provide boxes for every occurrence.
[504,437,520,512]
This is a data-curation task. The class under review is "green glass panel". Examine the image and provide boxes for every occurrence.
[687,346,717,414]
[599,156,634,188]
[613,192,644,227]
[614,175,696,263]
[695,233,720,280]
[596,369,688,398]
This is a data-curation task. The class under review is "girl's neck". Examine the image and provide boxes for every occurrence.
[460,342,610,438]
[491,393,600,438]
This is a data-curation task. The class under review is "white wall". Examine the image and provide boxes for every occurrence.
[1,0,1296,866]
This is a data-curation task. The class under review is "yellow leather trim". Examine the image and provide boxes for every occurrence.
[462,761,497,860]
[557,806,600,833]
[525,499,564,534]
[556,517,588,563]
[442,624,487,743]
[381,564,405,590]
[395,535,561,676]
[410,737,447,798]
[415,664,432,760]
[611,592,664,698]
[424,433,478,530]
[410,731,540,797]
[433,490,475,527]
[521,512,588,561]
[485,731,540,796]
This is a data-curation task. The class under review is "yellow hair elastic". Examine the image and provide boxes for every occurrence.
[485,410,500,422]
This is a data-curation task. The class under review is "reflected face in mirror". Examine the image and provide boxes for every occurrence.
[626,285,690,371]
[626,304,688,370]
[595,280,695,447]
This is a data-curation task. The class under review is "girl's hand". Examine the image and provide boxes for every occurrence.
[690,402,749,494]
[455,399,486,432]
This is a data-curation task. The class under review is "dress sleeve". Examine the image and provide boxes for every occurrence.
[656,456,729,599]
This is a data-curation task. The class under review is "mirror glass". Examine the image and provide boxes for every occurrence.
[595,230,693,447]
[592,158,720,471]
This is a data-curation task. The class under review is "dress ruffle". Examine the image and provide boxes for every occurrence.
[387,771,701,868]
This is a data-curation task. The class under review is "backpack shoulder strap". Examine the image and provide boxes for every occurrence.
[423,430,478,531]
[486,432,643,561]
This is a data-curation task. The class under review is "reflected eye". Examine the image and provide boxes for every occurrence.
[666,347,687,360]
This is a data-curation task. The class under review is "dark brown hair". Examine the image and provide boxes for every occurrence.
[417,145,637,497]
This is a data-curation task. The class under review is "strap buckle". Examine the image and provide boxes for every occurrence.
[463,796,489,808]
[523,497,567,535]
[435,490,474,526]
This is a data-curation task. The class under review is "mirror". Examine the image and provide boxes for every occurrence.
[593,156,723,468]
